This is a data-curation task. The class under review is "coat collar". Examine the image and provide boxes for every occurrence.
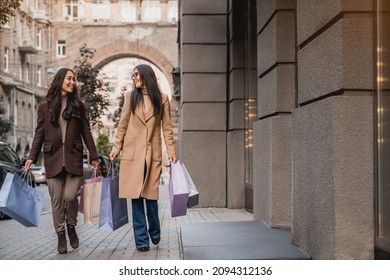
[134,101,154,125]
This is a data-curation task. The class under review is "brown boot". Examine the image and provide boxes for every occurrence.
[67,225,79,249]
[57,231,67,254]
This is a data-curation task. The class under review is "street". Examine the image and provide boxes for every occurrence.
[0,178,255,260]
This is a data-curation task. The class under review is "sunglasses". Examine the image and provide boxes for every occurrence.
[131,72,139,79]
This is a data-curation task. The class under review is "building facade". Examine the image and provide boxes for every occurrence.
[177,0,388,259]
[1,0,388,260]
[0,0,50,157]
[0,0,179,158]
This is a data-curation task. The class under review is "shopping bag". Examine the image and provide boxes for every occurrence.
[81,171,103,225]
[169,160,189,217]
[0,172,44,227]
[78,174,88,214]
[181,163,199,208]
[99,164,128,231]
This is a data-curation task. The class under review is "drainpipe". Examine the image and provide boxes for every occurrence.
[32,12,36,137]
[12,86,16,149]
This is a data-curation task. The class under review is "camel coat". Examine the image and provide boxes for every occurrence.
[111,92,176,200]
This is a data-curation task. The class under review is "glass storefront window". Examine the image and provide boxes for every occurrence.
[244,0,257,212]
[376,0,390,253]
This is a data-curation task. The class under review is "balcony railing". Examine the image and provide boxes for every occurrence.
[33,9,49,21]
[18,40,38,54]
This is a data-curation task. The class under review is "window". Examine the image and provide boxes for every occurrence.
[25,24,30,46]
[4,48,9,72]
[14,101,18,126]
[65,0,79,21]
[167,1,178,24]
[26,62,30,83]
[57,40,66,57]
[92,0,111,22]
[37,28,42,49]
[37,66,42,86]
[119,2,136,22]
[21,102,25,126]
[376,0,390,253]
[28,104,32,128]
[142,0,161,22]
[19,19,23,44]
[18,50,22,79]
[239,0,257,213]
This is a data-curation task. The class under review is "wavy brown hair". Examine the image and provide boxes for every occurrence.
[44,68,82,127]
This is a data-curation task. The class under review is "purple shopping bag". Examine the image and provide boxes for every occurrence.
[169,161,189,217]
[98,174,128,231]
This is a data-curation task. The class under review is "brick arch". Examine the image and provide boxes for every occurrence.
[92,40,174,85]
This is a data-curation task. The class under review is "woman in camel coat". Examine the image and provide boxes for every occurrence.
[110,64,176,252]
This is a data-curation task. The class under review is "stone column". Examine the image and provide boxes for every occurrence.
[292,0,375,259]
[253,0,295,228]
[179,0,228,207]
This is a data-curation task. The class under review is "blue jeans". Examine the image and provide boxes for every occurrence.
[131,198,160,249]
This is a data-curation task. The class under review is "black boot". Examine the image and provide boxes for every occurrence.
[67,225,79,249]
[57,231,67,254]
[151,236,160,245]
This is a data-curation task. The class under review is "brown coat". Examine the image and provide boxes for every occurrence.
[112,93,176,200]
[28,101,98,178]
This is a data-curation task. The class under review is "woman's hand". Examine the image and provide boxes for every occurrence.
[24,159,33,170]
[109,152,117,161]
[92,159,100,170]
[169,157,177,163]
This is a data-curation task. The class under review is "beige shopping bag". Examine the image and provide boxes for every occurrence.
[81,172,103,225]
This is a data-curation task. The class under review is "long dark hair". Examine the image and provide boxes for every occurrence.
[130,64,162,116]
[44,68,81,127]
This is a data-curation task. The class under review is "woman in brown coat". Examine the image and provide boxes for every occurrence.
[110,64,176,252]
[25,68,99,254]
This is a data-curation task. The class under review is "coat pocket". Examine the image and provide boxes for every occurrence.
[122,136,135,160]
[43,144,52,153]
[152,137,162,161]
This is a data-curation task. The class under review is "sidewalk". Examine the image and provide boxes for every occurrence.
[0,179,310,260]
